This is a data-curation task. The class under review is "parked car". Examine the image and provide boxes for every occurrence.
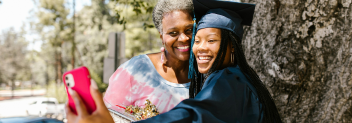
[0,116,63,123]
[26,97,60,117]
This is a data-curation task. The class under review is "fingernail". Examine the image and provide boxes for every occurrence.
[91,79,98,90]
[68,88,74,95]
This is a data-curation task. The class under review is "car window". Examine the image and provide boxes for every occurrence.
[44,119,63,123]
[30,101,37,105]
[42,101,56,104]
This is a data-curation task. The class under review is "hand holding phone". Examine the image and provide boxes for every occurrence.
[63,66,96,114]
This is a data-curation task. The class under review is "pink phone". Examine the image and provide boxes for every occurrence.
[63,66,96,114]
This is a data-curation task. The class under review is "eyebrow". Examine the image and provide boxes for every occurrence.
[196,33,220,38]
[166,23,194,31]
[207,33,220,37]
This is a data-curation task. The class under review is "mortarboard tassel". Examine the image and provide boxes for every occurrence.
[188,12,197,79]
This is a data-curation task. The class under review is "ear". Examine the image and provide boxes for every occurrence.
[159,33,163,44]
[230,43,235,52]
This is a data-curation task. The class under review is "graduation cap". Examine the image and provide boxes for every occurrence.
[194,0,256,40]
[188,0,256,79]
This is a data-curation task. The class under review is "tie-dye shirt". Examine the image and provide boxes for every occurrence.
[103,54,190,114]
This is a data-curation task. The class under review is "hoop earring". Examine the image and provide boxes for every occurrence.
[231,52,234,64]
[160,43,167,64]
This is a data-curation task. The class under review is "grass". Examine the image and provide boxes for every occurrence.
[46,81,68,104]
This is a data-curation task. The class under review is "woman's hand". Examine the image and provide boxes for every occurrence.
[65,80,114,123]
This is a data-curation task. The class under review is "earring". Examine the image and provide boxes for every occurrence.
[231,52,234,64]
[160,44,167,65]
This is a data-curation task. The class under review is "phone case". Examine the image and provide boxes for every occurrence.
[63,66,96,114]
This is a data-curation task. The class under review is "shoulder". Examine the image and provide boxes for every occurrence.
[146,52,161,60]
[114,54,164,84]
[118,54,154,72]
[205,66,258,97]
[120,54,150,67]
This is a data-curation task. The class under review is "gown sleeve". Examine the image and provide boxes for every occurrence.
[136,68,263,123]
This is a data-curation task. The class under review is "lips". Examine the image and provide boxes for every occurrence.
[176,46,190,52]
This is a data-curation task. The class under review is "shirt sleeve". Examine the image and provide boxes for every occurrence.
[103,67,133,112]
[136,69,263,123]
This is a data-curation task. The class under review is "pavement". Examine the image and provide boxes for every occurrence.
[0,96,47,118]
[0,89,66,120]
[0,89,47,118]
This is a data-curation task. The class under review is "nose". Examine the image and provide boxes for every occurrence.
[178,33,190,42]
[197,41,208,51]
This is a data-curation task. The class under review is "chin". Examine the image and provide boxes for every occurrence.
[176,55,190,61]
[198,68,209,74]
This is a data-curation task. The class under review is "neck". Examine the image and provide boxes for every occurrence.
[161,52,190,84]
[164,53,189,73]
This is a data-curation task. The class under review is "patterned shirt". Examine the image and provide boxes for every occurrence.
[103,54,190,113]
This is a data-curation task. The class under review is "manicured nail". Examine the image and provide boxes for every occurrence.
[91,79,98,90]
[68,88,74,95]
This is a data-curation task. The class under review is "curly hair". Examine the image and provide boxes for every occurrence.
[152,0,193,33]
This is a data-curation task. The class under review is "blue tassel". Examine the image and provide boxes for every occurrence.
[188,14,197,79]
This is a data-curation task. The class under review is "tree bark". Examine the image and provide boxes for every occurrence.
[57,46,62,84]
[55,44,63,84]
[242,0,352,122]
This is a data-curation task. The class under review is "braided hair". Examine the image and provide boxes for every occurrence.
[189,29,282,123]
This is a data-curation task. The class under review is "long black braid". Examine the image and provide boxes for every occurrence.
[189,29,282,123]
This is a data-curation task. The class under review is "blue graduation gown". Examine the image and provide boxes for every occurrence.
[136,66,263,123]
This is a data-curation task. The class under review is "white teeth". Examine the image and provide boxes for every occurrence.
[178,46,189,49]
[199,57,211,60]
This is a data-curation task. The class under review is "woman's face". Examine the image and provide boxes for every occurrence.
[161,10,193,61]
[193,28,232,73]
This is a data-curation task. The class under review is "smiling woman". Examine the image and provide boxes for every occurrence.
[193,28,233,73]
[160,10,193,63]
[103,0,193,117]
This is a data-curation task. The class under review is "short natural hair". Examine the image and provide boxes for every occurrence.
[152,0,193,33]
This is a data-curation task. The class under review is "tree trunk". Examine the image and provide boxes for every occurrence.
[55,45,63,84]
[57,47,62,84]
[242,0,352,122]
[71,0,76,69]
[71,41,76,69]
[55,50,59,84]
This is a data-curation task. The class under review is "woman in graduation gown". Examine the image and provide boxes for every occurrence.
[137,0,283,122]
[65,0,282,123]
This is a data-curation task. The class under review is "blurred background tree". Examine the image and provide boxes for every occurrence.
[32,0,72,85]
[0,27,29,98]
[109,0,160,58]
[73,0,160,92]
[25,0,161,96]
